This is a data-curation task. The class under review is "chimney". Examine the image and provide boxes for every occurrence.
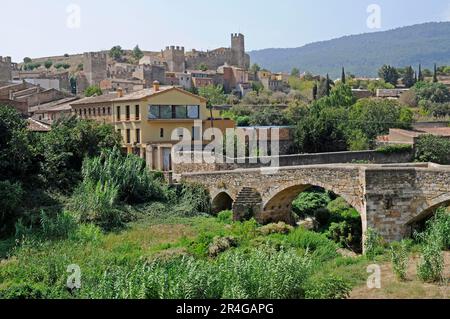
[153,80,160,92]
[117,87,124,98]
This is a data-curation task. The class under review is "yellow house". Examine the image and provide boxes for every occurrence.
[71,82,235,171]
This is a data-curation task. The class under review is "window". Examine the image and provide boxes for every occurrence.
[175,105,187,119]
[108,107,111,115]
[88,108,91,116]
[187,105,199,119]
[160,128,164,138]
[84,109,87,116]
[116,106,121,121]
[135,105,140,120]
[148,105,200,119]
[103,107,106,115]
[126,129,131,144]
[125,105,130,121]
[136,129,141,144]
[160,106,172,119]
[149,105,159,119]
[93,108,96,116]
[79,109,82,117]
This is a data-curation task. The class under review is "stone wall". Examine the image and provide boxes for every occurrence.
[181,163,450,248]
[173,149,413,175]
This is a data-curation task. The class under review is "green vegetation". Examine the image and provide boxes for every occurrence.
[375,144,413,154]
[415,135,450,164]
[109,46,124,61]
[85,85,103,97]
[132,45,144,60]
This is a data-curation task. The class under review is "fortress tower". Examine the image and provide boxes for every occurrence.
[0,56,13,82]
[163,46,185,73]
[84,52,107,86]
[231,33,250,70]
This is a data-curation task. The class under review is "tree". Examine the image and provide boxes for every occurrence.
[312,82,318,100]
[109,46,124,61]
[23,57,32,64]
[44,60,53,70]
[403,66,416,88]
[198,85,227,127]
[249,107,289,126]
[85,86,103,97]
[415,135,450,164]
[413,81,450,104]
[40,117,121,191]
[133,45,144,60]
[433,63,438,83]
[418,64,424,82]
[378,65,399,86]
[250,63,261,74]
[291,68,300,77]
[198,63,208,71]
[341,67,346,84]
[326,74,331,96]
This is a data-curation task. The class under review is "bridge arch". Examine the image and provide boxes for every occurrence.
[212,191,234,214]
[407,193,450,226]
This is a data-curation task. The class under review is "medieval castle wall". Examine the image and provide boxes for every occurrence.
[0,56,14,82]
[84,52,107,86]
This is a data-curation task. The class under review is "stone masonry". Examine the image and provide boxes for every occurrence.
[181,163,450,244]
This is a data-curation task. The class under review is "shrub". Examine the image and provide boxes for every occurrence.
[40,211,78,240]
[284,228,338,261]
[258,222,294,236]
[415,135,450,164]
[0,282,49,299]
[376,144,413,154]
[0,180,24,233]
[81,148,167,204]
[208,236,237,258]
[305,275,351,299]
[69,223,103,244]
[292,190,331,219]
[389,241,409,281]
[416,208,448,282]
[172,183,211,217]
[364,228,383,260]
[217,210,233,224]
[69,181,122,230]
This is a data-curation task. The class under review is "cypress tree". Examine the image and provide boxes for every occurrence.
[418,64,424,82]
[326,74,330,96]
[341,67,346,84]
[433,63,438,83]
[312,82,318,100]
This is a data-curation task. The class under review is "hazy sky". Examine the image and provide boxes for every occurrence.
[2,0,450,61]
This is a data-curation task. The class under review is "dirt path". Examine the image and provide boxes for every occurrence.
[350,252,449,299]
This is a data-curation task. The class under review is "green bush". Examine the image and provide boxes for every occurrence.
[217,210,233,224]
[40,211,78,240]
[0,282,49,299]
[69,181,122,230]
[171,183,211,217]
[389,241,409,281]
[0,180,24,232]
[305,275,351,299]
[416,208,448,282]
[82,148,167,204]
[292,190,331,219]
[376,144,413,154]
[415,135,450,164]
[364,228,384,260]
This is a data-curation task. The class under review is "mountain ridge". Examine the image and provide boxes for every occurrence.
[249,22,450,78]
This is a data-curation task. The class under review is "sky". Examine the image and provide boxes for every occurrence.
[1,0,450,61]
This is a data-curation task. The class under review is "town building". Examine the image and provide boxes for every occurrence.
[378,122,450,145]
[69,82,235,171]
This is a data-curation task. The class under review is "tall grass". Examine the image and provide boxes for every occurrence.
[81,147,167,204]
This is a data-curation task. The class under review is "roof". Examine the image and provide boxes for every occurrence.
[29,96,79,113]
[70,93,119,106]
[112,86,207,103]
[27,118,51,132]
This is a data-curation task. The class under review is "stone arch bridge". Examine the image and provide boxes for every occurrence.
[181,163,450,243]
